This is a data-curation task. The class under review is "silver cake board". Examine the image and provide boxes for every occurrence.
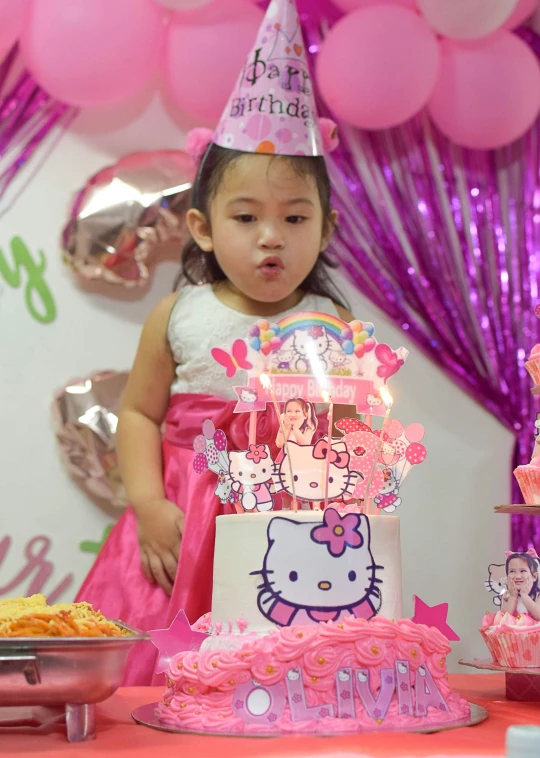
[460,658,540,702]
[132,701,487,737]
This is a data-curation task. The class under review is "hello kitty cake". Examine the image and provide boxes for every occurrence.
[155,508,469,733]
[152,302,468,733]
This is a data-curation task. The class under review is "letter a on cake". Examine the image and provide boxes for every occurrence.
[214,0,325,157]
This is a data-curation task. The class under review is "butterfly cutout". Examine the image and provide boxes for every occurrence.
[375,344,404,380]
[211,339,253,378]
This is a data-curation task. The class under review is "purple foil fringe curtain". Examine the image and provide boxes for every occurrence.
[302,14,540,551]
[0,46,77,209]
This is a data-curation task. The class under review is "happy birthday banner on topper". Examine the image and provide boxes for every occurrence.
[211,312,409,415]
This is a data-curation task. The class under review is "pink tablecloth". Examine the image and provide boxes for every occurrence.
[2,674,539,757]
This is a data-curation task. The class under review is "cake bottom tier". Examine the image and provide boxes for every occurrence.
[155,616,470,734]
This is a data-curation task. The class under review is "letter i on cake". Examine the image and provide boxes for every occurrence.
[133,0,473,736]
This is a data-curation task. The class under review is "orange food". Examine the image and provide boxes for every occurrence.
[0,594,127,638]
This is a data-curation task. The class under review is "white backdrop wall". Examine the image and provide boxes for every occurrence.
[0,96,514,670]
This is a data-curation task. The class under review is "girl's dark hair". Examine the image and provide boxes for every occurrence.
[284,398,317,434]
[176,143,348,309]
[506,552,540,600]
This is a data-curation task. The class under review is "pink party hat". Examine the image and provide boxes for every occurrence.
[213,0,328,157]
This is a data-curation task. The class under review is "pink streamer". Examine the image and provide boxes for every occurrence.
[0,46,77,208]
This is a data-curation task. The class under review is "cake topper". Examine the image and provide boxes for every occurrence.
[411,596,460,642]
[149,610,207,674]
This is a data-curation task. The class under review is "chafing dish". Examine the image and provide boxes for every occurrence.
[0,621,150,742]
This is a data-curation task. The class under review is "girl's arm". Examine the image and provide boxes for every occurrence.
[117,294,181,594]
[519,593,540,621]
[290,427,314,445]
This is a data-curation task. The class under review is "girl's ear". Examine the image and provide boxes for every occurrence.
[186,209,213,252]
[321,209,339,251]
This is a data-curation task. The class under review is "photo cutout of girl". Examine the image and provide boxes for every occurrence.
[276,398,318,449]
[276,398,318,511]
[501,549,540,621]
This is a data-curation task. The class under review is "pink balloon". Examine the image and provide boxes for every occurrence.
[21,0,163,107]
[502,0,538,29]
[317,6,439,130]
[202,419,215,439]
[416,0,518,40]
[193,434,207,453]
[333,0,416,11]
[405,442,427,465]
[163,0,264,124]
[213,429,227,451]
[193,452,209,473]
[428,35,540,150]
[405,422,424,443]
[0,0,29,56]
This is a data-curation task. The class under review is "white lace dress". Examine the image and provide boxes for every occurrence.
[168,284,340,399]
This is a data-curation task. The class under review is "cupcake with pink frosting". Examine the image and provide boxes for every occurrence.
[525,344,540,385]
[480,611,540,668]
[514,456,540,505]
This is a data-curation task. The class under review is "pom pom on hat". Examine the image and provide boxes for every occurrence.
[186,128,214,163]
[319,118,339,153]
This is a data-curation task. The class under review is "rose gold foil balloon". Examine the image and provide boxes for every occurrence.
[62,150,196,287]
[52,371,129,507]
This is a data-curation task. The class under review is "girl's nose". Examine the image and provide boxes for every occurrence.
[258,223,285,249]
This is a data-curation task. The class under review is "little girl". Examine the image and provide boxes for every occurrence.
[75,0,353,685]
[276,398,318,448]
[501,551,540,621]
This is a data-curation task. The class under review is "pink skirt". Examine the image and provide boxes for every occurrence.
[74,393,282,685]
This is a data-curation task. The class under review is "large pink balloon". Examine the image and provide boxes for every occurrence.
[0,0,29,57]
[163,0,264,124]
[333,0,416,11]
[21,0,163,107]
[416,0,518,40]
[317,6,439,130]
[428,34,540,150]
[502,0,538,29]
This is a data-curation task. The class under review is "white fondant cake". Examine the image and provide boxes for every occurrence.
[205,511,402,649]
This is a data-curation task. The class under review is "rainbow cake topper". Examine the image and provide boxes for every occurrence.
[215,312,409,415]
[213,0,325,157]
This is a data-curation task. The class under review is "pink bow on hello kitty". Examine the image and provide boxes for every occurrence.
[312,440,350,469]
[505,548,539,559]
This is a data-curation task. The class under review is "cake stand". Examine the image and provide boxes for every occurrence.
[460,658,540,702]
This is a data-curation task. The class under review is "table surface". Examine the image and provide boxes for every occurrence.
[1,674,539,758]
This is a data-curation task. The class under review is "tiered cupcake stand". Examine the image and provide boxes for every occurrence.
[460,503,540,701]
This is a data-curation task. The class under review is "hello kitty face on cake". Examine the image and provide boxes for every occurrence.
[229,446,273,487]
[338,670,351,682]
[272,439,357,502]
[253,511,382,626]
[287,669,301,680]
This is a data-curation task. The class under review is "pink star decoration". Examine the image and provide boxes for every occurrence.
[149,610,207,674]
[411,595,460,642]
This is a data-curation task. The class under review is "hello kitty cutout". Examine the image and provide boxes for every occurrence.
[252,510,383,626]
[229,444,276,512]
[192,419,232,506]
[208,312,409,416]
[272,438,359,503]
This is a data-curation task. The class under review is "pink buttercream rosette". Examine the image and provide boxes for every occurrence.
[525,343,540,385]
[514,456,540,505]
[480,611,540,668]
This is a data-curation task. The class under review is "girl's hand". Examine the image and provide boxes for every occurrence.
[507,576,519,597]
[135,499,184,595]
[523,573,535,597]
[282,414,292,431]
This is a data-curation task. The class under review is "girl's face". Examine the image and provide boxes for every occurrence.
[508,558,536,588]
[190,154,334,308]
[285,402,306,426]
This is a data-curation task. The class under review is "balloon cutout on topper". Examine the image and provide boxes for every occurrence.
[212,313,408,415]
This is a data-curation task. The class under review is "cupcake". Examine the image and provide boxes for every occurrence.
[514,457,540,505]
[525,343,540,385]
[481,611,540,668]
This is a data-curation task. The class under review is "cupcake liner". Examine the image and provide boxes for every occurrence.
[514,467,540,505]
[525,358,540,386]
[483,630,540,668]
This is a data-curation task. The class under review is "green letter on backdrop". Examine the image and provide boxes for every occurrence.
[0,236,56,324]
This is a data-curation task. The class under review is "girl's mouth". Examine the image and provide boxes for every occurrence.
[258,256,284,279]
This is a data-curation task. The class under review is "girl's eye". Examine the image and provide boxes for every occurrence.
[286,215,306,224]
[235,214,255,223]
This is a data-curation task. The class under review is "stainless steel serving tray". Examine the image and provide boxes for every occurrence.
[0,621,150,741]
